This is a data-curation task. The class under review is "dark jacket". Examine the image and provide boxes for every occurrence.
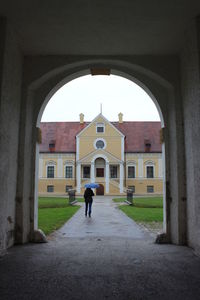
[84,188,94,203]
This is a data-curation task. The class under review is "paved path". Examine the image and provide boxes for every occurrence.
[56,196,150,239]
[1,196,200,300]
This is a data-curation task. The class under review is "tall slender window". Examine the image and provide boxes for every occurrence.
[110,166,117,178]
[83,166,90,178]
[47,166,54,178]
[65,166,73,178]
[147,166,154,178]
[128,166,135,178]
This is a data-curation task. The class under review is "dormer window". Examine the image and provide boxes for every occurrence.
[144,139,151,152]
[96,123,105,133]
[49,140,55,152]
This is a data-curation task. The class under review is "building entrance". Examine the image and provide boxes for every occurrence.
[96,184,104,195]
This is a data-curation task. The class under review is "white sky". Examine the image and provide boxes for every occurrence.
[41,74,160,122]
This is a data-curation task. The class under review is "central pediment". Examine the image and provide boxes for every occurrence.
[78,148,123,164]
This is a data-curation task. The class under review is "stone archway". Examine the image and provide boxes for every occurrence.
[32,62,169,242]
[15,58,186,249]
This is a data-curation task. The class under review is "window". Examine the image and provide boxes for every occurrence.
[128,186,135,193]
[49,140,55,152]
[96,123,104,133]
[144,139,151,152]
[65,166,73,178]
[147,185,154,193]
[49,143,55,148]
[110,166,117,178]
[147,166,154,178]
[96,140,105,149]
[47,185,54,192]
[96,168,104,177]
[128,166,135,178]
[83,166,90,178]
[47,166,54,178]
[66,185,72,192]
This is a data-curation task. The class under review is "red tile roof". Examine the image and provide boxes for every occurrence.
[113,122,161,152]
[39,121,161,153]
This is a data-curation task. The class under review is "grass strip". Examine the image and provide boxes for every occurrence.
[119,205,163,222]
[112,197,163,208]
[38,206,80,235]
[38,197,83,208]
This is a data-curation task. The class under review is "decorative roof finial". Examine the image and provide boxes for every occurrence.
[100,103,102,114]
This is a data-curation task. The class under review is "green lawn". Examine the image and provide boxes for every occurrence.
[38,197,83,208]
[38,197,81,235]
[112,198,126,203]
[119,206,163,222]
[113,196,163,207]
[133,197,163,208]
[114,197,163,223]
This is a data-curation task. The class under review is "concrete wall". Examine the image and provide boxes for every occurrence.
[181,18,200,255]
[0,19,22,253]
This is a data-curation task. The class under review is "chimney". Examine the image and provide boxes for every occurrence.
[79,113,84,124]
[118,112,123,123]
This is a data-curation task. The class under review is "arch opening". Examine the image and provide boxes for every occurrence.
[34,65,167,241]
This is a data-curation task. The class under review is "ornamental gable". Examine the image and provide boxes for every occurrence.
[77,114,124,161]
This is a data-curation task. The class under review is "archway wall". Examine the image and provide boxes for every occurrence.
[0,18,23,254]
[0,15,199,256]
[15,56,187,249]
[181,18,200,255]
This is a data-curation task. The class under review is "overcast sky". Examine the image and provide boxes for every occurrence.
[41,75,160,122]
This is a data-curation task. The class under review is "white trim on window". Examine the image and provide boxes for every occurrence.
[126,161,137,178]
[96,122,105,133]
[46,165,55,178]
[46,161,56,178]
[65,165,73,178]
[45,160,57,166]
[93,138,107,149]
[127,165,136,178]
[145,164,155,178]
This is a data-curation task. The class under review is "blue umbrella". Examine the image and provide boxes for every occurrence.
[84,183,100,188]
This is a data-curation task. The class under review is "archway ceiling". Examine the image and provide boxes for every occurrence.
[0,1,200,55]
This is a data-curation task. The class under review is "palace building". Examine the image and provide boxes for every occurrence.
[38,113,163,196]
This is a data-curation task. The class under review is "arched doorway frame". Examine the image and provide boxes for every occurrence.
[91,155,109,194]
[20,58,179,245]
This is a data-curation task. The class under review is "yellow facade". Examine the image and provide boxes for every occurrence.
[38,114,163,196]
